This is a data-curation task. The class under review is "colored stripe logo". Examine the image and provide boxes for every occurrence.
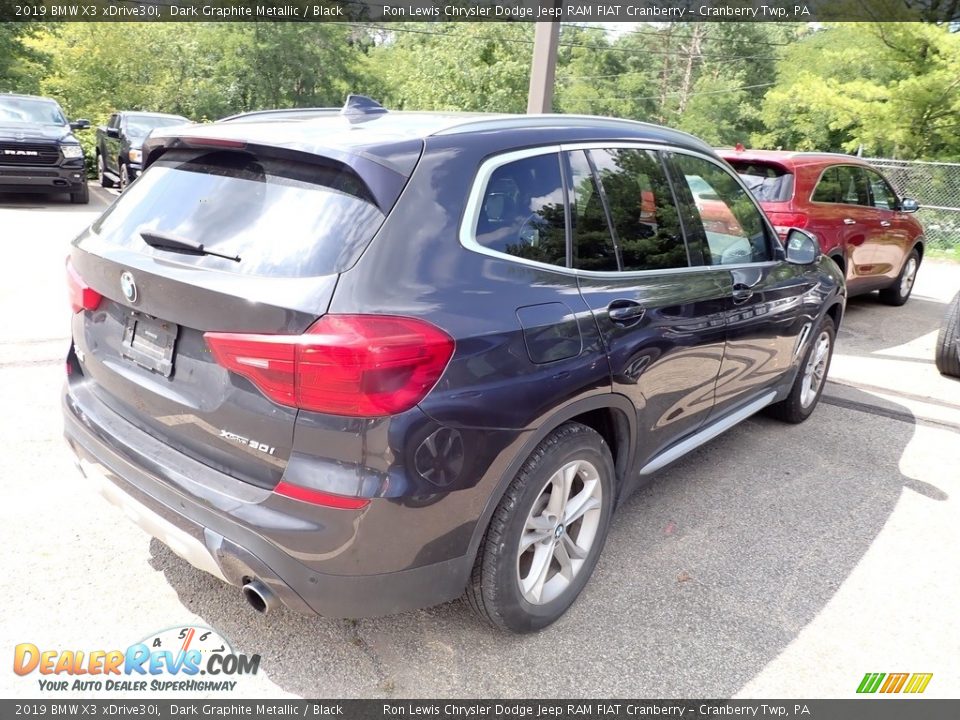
[857,672,933,694]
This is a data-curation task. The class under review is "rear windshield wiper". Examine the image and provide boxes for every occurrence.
[140,230,241,263]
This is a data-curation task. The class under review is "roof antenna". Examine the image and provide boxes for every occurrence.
[341,95,387,123]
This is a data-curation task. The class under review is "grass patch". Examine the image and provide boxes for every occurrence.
[927,247,960,264]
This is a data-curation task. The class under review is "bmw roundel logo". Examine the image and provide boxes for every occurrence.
[120,271,138,303]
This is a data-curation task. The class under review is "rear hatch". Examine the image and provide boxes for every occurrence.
[724,157,799,237]
[68,142,412,489]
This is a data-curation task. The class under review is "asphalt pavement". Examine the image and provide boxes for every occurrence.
[1,188,957,699]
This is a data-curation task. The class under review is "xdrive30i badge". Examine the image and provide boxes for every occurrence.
[120,271,137,303]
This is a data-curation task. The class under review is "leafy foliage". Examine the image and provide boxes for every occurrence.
[0,21,955,161]
[755,23,960,159]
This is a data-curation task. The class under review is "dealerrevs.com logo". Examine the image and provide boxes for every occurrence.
[13,626,260,693]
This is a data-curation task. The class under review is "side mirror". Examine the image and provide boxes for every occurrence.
[70,119,91,131]
[900,197,920,213]
[106,127,120,139]
[785,228,820,265]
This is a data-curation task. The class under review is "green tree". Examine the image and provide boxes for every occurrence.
[371,23,533,112]
[0,20,47,93]
[754,23,960,160]
[31,23,370,123]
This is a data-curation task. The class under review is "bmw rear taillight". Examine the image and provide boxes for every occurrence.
[66,257,102,314]
[204,315,454,417]
[766,212,809,240]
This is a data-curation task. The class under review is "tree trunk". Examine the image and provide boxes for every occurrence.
[677,24,707,116]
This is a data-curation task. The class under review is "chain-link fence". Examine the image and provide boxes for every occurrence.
[866,157,960,251]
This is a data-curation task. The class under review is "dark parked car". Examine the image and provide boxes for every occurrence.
[0,93,90,204]
[936,290,960,378]
[718,149,925,306]
[63,98,845,632]
[96,111,190,190]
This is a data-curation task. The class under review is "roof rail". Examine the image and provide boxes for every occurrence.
[219,107,340,123]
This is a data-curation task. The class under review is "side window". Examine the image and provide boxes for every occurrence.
[866,169,899,210]
[474,153,567,267]
[589,148,689,272]
[812,167,841,203]
[568,150,618,272]
[836,165,870,206]
[108,114,119,130]
[670,153,773,265]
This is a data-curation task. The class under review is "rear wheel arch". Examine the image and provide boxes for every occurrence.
[463,394,636,574]
[825,300,843,330]
[567,406,632,489]
[829,252,846,277]
[911,238,925,264]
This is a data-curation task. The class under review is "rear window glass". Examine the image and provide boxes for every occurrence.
[86,150,385,278]
[729,161,794,202]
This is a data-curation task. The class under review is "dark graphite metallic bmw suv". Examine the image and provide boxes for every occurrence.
[63,97,845,632]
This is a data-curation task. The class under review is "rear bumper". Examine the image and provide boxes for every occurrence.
[62,381,474,618]
[0,163,87,192]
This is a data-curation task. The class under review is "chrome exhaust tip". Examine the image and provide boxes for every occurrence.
[242,579,277,614]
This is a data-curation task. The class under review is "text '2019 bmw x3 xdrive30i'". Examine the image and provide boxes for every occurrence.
[63,97,845,632]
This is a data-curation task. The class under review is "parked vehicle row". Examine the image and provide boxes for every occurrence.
[0,93,91,204]
[96,111,191,190]
[0,93,194,203]
[62,97,846,633]
[719,148,925,306]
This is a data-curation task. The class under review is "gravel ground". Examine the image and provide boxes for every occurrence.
[1,189,957,699]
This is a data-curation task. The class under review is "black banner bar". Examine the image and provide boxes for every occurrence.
[2,700,960,720]
[0,0,958,23]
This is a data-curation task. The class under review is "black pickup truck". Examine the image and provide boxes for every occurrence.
[0,93,91,204]
[96,111,190,190]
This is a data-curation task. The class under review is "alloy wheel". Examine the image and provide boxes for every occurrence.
[900,257,918,297]
[800,331,831,408]
[517,459,603,605]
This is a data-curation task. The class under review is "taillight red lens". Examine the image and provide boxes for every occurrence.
[274,481,370,510]
[66,258,102,314]
[204,315,454,417]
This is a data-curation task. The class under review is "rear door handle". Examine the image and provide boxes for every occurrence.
[880,220,891,227]
[843,218,856,225]
[731,283,754,304]
[607,300,645,325]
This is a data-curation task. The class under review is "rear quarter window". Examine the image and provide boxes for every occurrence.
[84,150,386,278]
[729,161,794,202]
[473,153,567,267]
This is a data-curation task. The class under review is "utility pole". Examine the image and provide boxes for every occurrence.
[527,19,560,114]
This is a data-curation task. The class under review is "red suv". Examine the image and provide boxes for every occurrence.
[719,149,924,305]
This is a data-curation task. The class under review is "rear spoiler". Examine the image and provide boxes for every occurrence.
[141,133,421,216]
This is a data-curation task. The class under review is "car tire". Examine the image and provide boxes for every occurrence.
[466,422,615,633]
[935,290,960,378]
[879,249,920,306]
[97,154,114,189]
[69,183,90,205]
[766,316,836,424]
